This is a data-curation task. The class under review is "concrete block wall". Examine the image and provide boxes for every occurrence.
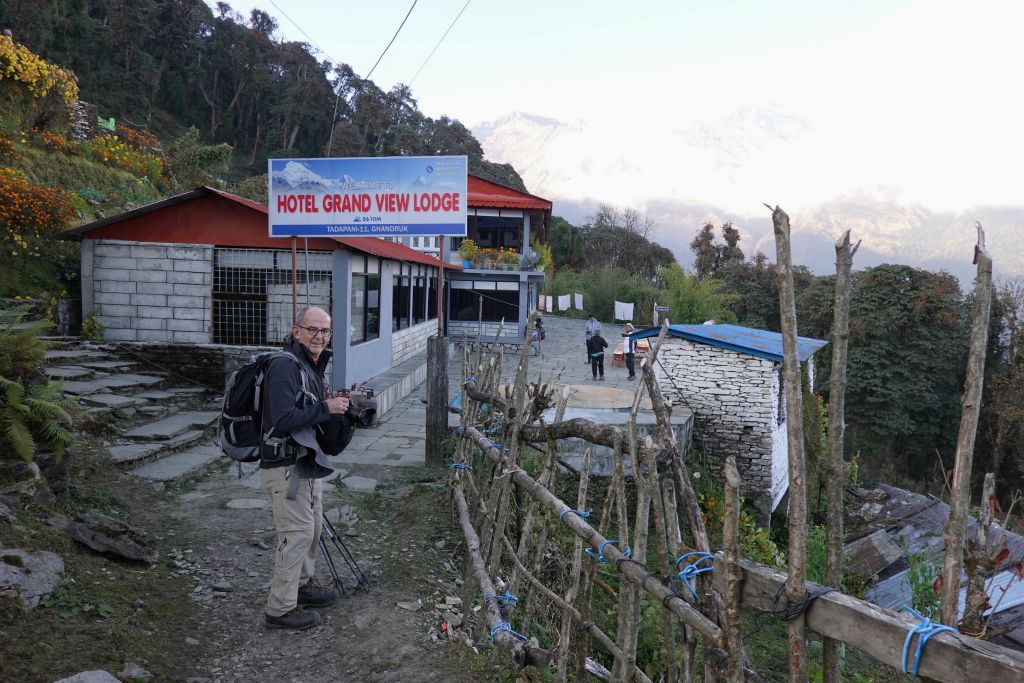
[391,319,437,365]
[88,240,213,343]
[656,338,779,509]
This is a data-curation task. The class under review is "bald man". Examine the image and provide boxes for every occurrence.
[260,306,352,630]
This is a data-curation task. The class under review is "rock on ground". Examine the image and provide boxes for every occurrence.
[0,548,64,609]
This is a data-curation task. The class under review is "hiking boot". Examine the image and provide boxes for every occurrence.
[297,582,339,607]
[265,608,320,630]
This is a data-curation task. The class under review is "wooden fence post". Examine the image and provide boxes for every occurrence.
[425,335,448,467]
[940,224,993,626]
[769,204,809,682]
[824,230,859,683]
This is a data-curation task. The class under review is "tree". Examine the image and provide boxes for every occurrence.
[164,127,232,190]
[720,222,744,266]
[549,216,584,271]
[802,264,969,480]
[979,278,1024,489]
[580,206,675,282]
[660,264,737,325]
[690,222,717,279]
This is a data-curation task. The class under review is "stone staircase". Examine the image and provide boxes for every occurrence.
[47,344,223,486]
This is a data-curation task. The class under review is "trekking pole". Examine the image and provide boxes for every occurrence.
[320,515,371,591]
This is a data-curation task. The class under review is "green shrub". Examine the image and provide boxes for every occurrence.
[0,306,76,462]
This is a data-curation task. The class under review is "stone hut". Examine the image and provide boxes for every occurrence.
[631,323,827,519]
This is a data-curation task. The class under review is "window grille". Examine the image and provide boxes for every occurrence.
[212,248,332,346]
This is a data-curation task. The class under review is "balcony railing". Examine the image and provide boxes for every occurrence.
[447,251,539,271]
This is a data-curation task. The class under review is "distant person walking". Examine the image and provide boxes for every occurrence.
[584,314,602,365]
[530,317,545,356]
[587,330,608,380]
[623,322,637,380]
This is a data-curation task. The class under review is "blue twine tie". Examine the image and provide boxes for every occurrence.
[489,621,529,642]
[484,591,518,605]
[482,426,499,435]
[465,376,478,384]
[448,463,472,470]
[900,605,957,676]
[675,552,715,600]
[586,540,630,564]
[559,508,592,521]
[454,426,465,437]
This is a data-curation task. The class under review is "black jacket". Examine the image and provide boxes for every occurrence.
[587,334,608,357]
[260,336,335,468]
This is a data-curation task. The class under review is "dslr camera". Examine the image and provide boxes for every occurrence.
[339,386,377,427]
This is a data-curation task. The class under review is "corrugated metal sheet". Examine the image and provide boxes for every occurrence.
[844,529,904,577]
[468,175,552,210]
[630,323,828,362]
[855,484,1024,643]
[333,237,459,270]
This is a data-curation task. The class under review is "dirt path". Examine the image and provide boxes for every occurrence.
[163,460,487,683]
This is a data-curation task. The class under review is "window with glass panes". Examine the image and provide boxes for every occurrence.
[392,263,410,331]
[450,280,519,322]
[350,255,380,344]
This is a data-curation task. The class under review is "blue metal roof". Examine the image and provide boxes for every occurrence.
[630,323,828,363]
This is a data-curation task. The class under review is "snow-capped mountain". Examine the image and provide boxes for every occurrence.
[272,161,339,191]
[473,110,1024,283]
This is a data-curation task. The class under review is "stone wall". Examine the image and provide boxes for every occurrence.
[88,239,213,344]
[391,319,437,365]
[656,338,780,510]
[448,320,522,340]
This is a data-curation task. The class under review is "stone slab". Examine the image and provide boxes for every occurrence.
[78,361,136,372]
[46,349,113,362]
[108,430,207,464]
[130,443,223,481]
[341,476,378,492]
[45,366,94,380]
[226,498,268,509]
[61,374,164,395]
[168,387,208,395]
[132,390,177,400]
[108,443,163,464]
[100,373,165,389]
[79,393,147,409]
[124,412,219,441]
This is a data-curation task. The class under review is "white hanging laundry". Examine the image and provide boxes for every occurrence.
[538,294,545,310]
[545,295,553,312]
[559,294,571,311]
[574,293,583,310]
[614,301,634,321]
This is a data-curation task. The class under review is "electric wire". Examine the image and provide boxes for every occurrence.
[327,1,419,154]
[264,0,335,61]
[408,0,472,86]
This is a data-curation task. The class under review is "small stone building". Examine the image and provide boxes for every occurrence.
[631,323,827,518]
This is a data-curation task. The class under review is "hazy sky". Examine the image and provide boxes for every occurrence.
[212,1,1024,218]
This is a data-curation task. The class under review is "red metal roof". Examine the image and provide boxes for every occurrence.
[468,175,552,211]
[71,186,460,269]
[334,237,459,270]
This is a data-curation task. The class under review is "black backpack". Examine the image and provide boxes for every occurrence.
[218,351,307,464]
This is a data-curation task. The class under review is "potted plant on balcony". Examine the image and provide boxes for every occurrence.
[498,248,520,270]
[477,247,498,269]
[458,239,479,268]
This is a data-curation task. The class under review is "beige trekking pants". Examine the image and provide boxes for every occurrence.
[261,466,322,617]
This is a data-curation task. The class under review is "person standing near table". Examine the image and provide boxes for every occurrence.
[587,329,608,380]
[585,314,602,365]
[623,322,637,380]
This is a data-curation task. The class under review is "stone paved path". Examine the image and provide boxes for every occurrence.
[332,314,642,468]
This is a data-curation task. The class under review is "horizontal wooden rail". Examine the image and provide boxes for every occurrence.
[462,425,725,648]
[711,554,1024,681]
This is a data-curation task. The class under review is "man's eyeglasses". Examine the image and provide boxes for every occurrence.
[299,326,332,337]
